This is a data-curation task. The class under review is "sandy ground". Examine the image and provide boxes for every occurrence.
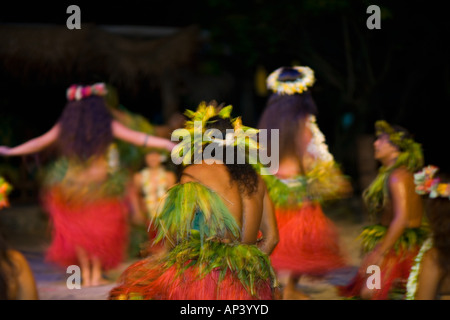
[1,198,367,300]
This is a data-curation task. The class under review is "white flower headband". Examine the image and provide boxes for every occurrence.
[266,66,315,95]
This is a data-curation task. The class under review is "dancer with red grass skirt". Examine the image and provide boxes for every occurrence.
[257,66,352,299]
[0,83,174,287]
[109,102,279,300]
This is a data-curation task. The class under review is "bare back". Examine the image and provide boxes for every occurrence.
[180,161,265,245]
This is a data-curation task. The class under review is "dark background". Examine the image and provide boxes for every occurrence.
[1,0,449,202]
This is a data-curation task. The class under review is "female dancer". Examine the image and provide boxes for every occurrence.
[257,66,352,299]
[109,102,279,300]
[406,166,450,300]
[0,83,174,287]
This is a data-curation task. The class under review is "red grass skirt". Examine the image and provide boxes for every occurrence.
[43,188,128,270]
[338,247,419,300]
[109,258,274,300]
[270,202,347,275]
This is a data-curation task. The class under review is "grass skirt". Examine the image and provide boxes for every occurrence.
[43,187,128,270]
[338,224,428,299]
[109,233,278,300]
[270,202,347,275]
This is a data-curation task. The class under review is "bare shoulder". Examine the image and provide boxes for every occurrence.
[7,249,29,272]
[389,167,414,184]
[180,162,229,184]
[254,174,267,197]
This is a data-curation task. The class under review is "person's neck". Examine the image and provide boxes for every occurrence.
[380,153,399,168]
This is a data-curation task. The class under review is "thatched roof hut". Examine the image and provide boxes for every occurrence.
[0,23,200,118]
[0,23,199,85]
[0,23,200,202]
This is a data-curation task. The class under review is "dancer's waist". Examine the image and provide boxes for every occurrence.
[358,224,430,254]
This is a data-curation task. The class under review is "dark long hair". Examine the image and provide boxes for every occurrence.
[258,68,318,163]
[426,197,450,276]
[0,231,15,300]
[57,95,113,161]
[203,114,259,196]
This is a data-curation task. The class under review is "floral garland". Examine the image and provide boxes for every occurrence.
[266,66,315,95]
[414,165,450,199]
[406,237,434,300]
[306,115,334,163]
[66,82,108,101]
[171,102,260,165]
[0,176,13,209]
[141,167,169,219]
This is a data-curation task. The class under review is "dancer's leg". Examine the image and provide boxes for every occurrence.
[75,246,91,287]
[91,256,109,286]
[283,274,310,300]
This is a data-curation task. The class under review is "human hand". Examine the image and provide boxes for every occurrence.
[359,246,386,276]
[0,146,11,157]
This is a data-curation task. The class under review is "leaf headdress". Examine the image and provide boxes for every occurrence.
[170,101,260,166]
[363,120,424,217]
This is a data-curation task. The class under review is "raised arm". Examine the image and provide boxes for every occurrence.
[0,124,60,157]
[111,120,175,151]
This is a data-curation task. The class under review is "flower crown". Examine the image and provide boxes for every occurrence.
[171,102,260,165]
[66,82,108,101]
[266,66,315,95]
[0,177,13,209]
[414,165,450,199]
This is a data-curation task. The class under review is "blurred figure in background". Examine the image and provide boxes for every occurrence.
[128,149,177,257]
[406,166,450,300]
[0,83,174,287]
[0,177,38,300]
[339,121,428,299]
[257,66,352,299]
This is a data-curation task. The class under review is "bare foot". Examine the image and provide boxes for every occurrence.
[91,277,111,287]
[82,278,92,287]
[282,287,311,300]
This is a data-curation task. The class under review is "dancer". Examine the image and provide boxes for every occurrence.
[339,120,428,299]
[257,66,352,299]
[0,83,175,287]
[109,102,279,300]
[406,166,450,300]
[0,177,12,210]
[128,149,177,256]
[0,177,39,300]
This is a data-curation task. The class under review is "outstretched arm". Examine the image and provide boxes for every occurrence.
[0,124,60,157]
[111,120,175,151]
